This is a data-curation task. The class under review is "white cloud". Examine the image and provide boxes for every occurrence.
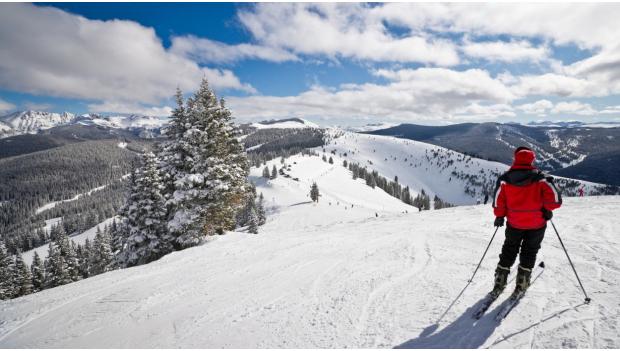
[0,3,254,110]
[23,102,54,111]
[0,98,16,113]
[228,67,516,123]
[551,101,597,116]
[170,35,298,64]
[88,101,173,117]
[517,99,554,116]
[600,105,620,114]
[510,74,598,98]
[373,3,620,51]
[237,3,460,66]
[461,39,549,63]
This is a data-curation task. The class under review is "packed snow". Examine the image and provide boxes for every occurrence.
[1,152,619,348]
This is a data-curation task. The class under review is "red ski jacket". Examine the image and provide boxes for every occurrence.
[492,167,562,230]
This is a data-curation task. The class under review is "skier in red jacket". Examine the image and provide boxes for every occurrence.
[490,146,562,298]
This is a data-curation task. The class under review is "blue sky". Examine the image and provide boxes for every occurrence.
[1,3,620,126]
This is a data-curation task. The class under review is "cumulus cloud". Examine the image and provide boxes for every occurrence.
[228,67,516,123]
[517,100,554,116]
[0,98,16,113]
[170,35,298,64]
[551,101,597,116]
[237,3,460,66]
[373,3,620,50]
[461,39,549,63]
[0,3,254,111]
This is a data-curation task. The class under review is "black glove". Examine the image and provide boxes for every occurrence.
[494,217,505,227]
[542,208,553,220]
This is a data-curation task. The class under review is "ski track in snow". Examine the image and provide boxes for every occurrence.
[1,153,619,348]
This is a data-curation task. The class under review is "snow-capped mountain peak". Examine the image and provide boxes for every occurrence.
[0,110,76,136]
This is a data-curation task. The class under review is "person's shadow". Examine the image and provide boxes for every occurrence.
[395,269,547,348]
[394,296,512,348]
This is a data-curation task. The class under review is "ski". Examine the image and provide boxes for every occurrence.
[495,261,545,321]
[495,290,526,321]
[472,293,499,319]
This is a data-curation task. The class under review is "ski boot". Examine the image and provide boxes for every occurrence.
[510,265,532,299]
[490,265,510,298]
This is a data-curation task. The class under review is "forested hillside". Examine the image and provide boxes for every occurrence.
[0,140,145,253]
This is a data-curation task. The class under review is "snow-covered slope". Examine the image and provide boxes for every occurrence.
[323,130,609,205]
[1,153,618,348]
[0,110,76,137]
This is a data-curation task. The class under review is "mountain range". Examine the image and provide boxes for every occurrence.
[367,122,620,186]
[0,110,167,139]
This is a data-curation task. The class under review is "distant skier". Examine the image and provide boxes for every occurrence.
[490,146,562,298]
[578,187,585,197]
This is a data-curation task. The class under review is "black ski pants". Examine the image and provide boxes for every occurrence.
[498,225,545,270]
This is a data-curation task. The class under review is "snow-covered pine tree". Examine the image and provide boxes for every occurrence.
[310,182,320,202]
[31,251,45,292]
[256,193,266,225]
[80,238,93,278]
[122,151,171,267]
[160,79,249,246]
[13,252,33,297]
[45,241,67,288]
[271,165,277,179]
[91,226,114,274]
[0,243,15,300]
[248,206,259,234]
[262,166,270,179]
[113,165,139,266]
[328,156,333,164]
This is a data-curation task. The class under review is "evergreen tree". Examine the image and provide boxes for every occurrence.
[328,156,334,164]
[45,241,68,288]
[31,251,45,292]
[248,206,259,234]
[160,79,250,245]
[113,166,139,265]
[91,226,114,274]
[271,165,277,179]
[256,193,266,225]
[122,152,171,267]
[343,160,348,168]
[13,252,33,297]
[262,166,270,179]
[0,242,15,300]
[310,182,320,202]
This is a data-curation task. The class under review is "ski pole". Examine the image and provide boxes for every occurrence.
[550,219,592,304]
[436,226,499,324]
[468,225,500,283]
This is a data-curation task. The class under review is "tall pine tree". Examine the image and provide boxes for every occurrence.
[160,79,249,246]
[31,251,45,292]
[122,152,171,266]
[13,252,33,297]
[0,243,15,300]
